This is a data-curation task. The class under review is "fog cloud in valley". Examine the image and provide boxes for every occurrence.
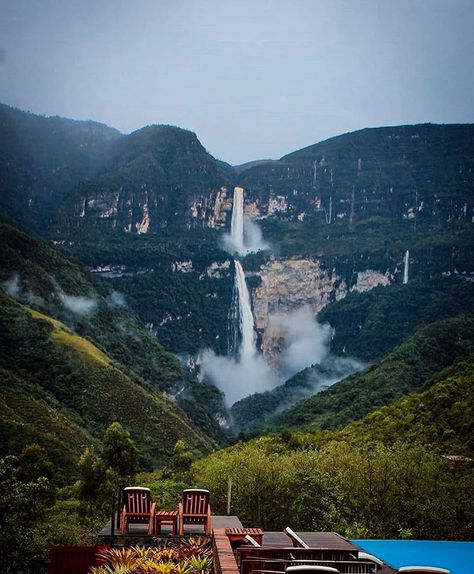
[3,273,20,298]
[58,292,97,316]
[269,306,331,378]
[199,304,359,406]
[198,347,276,406]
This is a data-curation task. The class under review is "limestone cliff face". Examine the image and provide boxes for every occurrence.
[72,125,234,233]
[251,258,391,363]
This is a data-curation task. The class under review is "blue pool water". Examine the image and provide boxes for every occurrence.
[352,540,474,574]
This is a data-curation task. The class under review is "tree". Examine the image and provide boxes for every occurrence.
[169,440,194,475]
[0,455,54,574]
[101,422,138,532]
[102,422,138,484]
[15,443,53,483]
[78,447,110,517]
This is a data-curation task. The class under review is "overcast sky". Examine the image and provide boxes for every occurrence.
[1,0,473,164]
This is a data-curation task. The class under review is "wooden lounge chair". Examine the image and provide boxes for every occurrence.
[120,486,155,535]
[178,488,211,535]
[245,534,262,547]
[284,527,310,549]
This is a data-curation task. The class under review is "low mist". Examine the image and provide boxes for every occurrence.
[198,347,277,406]
[199,305,344,406]
[269,306,331,379]
[3,273,21,298]
[109,291,126,306]
[58,292,97,315]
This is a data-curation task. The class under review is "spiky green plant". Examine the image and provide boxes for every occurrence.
[89,543,213,574]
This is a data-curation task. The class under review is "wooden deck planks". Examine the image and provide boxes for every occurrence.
[261,532,359,551]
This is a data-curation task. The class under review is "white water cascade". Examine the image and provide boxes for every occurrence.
[234,259,256,358]
[199,186,358,405]
[224,186,268,255]
[230,186,245,254]
[403,250,409,284]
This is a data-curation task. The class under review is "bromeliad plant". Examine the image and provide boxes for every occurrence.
[90,539,213,574]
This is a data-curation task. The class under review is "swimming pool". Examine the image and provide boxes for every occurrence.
[351,540,474,574]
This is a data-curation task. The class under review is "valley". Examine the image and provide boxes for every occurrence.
[0,103,473,564]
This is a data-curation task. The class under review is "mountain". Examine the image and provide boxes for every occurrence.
[265,315,474,432]
[0,291,215,479]
[241,123,474,234]
[55,120,474,360]
[0,223,229,443]
[0,103,120,229]
[1,103,473,445]
[329,355,474,456]
[59,124,235,236]
[189,353,473,538]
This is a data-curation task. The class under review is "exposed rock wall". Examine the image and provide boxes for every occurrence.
[252,258,391,362]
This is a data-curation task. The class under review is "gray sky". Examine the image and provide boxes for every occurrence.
[1,0,473,164]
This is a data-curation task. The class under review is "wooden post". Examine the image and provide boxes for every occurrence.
[110,492,116,547]
[116,487,122,529]
[227,478,232,515]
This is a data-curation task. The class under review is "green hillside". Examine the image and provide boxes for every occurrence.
[0,102,120,229]
[0,291,214,474]
[231,356,364,432]
[0,223,229,441]
[190,352,473,538]
[319,277,474,360]
[329,356,474,456]
[267,315,474,431]
[0,367,97,483]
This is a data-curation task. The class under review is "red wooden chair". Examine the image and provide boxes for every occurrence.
[178,488,211,535]
[120,487,155,535]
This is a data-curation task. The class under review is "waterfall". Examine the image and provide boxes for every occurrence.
[230,187,245,254]
[234,259,256,358]
[403,250,409,284]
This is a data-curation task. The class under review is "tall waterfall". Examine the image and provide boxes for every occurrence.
[230,187,245,254]
[403,250,409,284]
[234,259,256,358]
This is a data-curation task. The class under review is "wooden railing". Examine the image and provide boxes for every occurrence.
[213,528,241,574]
[49,545,98,574]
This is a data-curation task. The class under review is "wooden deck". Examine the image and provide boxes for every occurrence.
[253,532,397,574]
[261,531,360,550]
[98,519,396,574]
[98,514,242,545]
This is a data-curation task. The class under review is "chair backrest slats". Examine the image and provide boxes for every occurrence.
[124,488,150,514]
[183,489,210,515]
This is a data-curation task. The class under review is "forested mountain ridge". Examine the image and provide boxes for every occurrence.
[0,223,229,443]
[0,103,120,229]
[1,103,473,459]
[190,354,473,539]
[60,124,235,235]
[268,314,474,432]
[0,290,216,477]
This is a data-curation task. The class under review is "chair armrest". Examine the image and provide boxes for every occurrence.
[178,502,184,535]
[148,503,156,535]
[120,505,127,534]
[206,505,212,535]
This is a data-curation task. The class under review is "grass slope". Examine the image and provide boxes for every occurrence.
[0,367,96,483]
[0,222,228,442]
[0,292,214,474]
